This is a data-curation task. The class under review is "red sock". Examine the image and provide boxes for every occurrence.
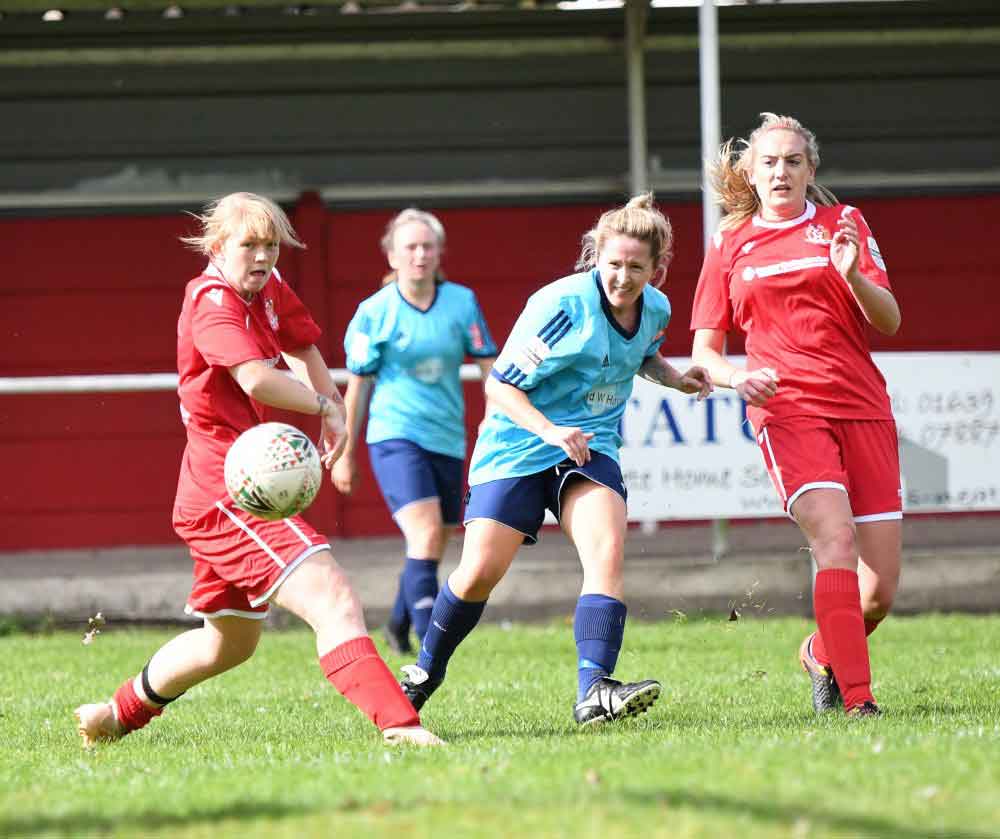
[113,677,163,732]
[320,636,420,731]
[813,569,874,710]
[812,615,884,664]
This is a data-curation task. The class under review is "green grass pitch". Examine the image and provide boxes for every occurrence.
[2,615,998,838]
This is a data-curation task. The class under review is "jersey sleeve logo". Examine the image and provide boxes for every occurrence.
[867,236,887,271]
[348,332,371,363]
[468,322,485,351]
[500,309,572,385]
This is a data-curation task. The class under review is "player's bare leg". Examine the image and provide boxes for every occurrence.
[273,550,442,745]
[75,616,262,747]
[400,519,522,710]
[562,479,660,725]
[448,519,523,602]
[794,489,879,715]
[856,519,902,624]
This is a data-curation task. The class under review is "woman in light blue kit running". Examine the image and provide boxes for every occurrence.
[399,194,712,726]
[334,208,497,654]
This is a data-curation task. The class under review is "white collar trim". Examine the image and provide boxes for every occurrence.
[752,200,816,230]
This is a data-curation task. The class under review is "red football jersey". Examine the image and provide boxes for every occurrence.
[691,201,893,430]
[174,265,322,513]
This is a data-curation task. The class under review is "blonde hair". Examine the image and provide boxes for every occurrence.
[181,192,305,254]
[379,207,446,286]
[708,112,839,230]
[576,192,673,273]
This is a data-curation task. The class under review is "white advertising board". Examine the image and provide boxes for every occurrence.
[619,352,1000,521]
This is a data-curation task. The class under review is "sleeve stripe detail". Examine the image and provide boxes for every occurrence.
[538,310,572,347]
[496,364,527,388]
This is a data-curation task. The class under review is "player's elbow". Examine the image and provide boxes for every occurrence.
[875,309,902,336]
[231,360,270,398]
[483,372,505,400]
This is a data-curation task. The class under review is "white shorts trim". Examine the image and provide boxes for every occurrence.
[249,542,330,607]
[392,495,440,519]
[462,515,535,543]
[759,427,788,503]
[554,468,622,522]
[184,605,270,621]
[854,511,903,523]
[283,516,315,545]
[215,501,288,569]
[786,481,847,518]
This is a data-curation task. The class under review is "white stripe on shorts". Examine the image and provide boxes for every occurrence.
[283,516,314,545]
[786,481,847,517]
[184,605,270,621]
[250,543,330,607]
[215,501,287,569]
[854,511,903,523]
[759,427,788,503]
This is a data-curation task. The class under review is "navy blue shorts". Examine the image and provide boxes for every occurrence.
[463,451,627,545]
[368,439,464,525]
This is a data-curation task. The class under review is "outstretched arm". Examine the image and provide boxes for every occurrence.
[638,353,713,400]
[691,328,779,408]
[331,374,375,495]
[232,347,347,469]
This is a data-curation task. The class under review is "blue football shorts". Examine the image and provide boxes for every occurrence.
[463,450,627,544]
[368,438,464,525]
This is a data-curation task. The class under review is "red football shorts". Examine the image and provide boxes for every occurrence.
[755,416,902,521]
[173,499,330,620]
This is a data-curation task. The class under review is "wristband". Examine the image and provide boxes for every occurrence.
[316,393,330,416]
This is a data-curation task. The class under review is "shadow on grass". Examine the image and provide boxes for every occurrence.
[0,799,329,837]
[624,787,995,839]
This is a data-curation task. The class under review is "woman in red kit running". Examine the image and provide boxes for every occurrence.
[74,192,441,747]
[691,114,902,717]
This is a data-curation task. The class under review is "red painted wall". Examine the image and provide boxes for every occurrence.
[2,193,998,550]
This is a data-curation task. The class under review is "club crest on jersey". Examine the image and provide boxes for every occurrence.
[868,236,887,270]
[264,298,279,331]
[468,322,485,351]
[805,224,831,246]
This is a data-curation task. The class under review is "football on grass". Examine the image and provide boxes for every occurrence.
[224,422,322,521]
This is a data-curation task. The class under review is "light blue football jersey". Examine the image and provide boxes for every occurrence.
[344,280,497,459]
[469,269,670,485]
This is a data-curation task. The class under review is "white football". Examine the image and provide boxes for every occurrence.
[224,422,323,521]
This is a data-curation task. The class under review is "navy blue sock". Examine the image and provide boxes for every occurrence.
[401,557,440,641]
[389,571,410,632]
[417,580,486,680]
[574,594,627,700]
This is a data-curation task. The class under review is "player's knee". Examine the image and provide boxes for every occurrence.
[862,585,896,620]
[812,522,858,569]
[451,561,502,601]
[211,631,260,670]
[308,578,364,630]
